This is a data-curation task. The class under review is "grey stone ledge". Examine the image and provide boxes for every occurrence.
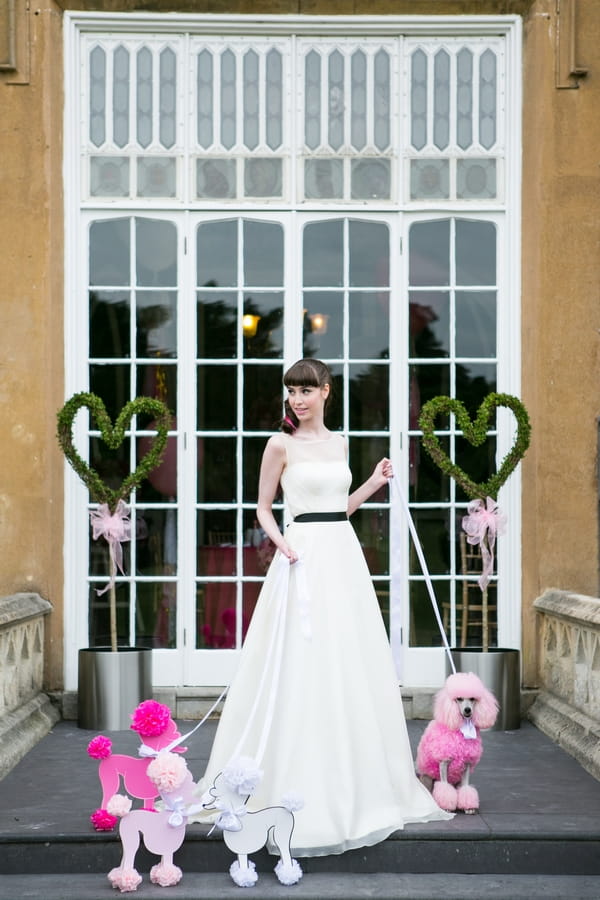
[0,593,52,630]
[528,689,600,782]
[534,589,600,627]
[0,692,60,780]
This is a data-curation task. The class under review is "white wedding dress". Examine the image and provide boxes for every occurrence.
[195,432,451,856]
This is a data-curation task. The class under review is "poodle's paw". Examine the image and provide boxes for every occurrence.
[457,784,479,813]
[275,858,303,885]
[107,866,142,892]
[432,780,458,811]
[230,859,258,887]
[150,862,183,886]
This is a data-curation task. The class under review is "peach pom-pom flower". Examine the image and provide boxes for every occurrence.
[107,793,133,818]
[147,752,188,793]
[87,734,112,759]
[130,699,171,737]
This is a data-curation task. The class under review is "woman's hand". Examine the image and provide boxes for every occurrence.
[372,457,394,487]
[280,542,299,564]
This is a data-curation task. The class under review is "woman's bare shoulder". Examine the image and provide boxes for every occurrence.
[263,433,287,458]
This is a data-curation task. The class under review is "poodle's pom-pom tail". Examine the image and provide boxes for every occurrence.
[230,859,258,887]
[280,791,304,812]
[275,859,303,885]
[150,862,183,887]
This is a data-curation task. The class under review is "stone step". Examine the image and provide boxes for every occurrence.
[1,871,600,900]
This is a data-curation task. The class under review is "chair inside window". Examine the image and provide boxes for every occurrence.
[443,533,497,648]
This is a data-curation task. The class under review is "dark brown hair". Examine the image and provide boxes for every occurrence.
[280,359,332,433]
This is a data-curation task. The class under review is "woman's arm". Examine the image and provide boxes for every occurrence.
[347,457,393,517]
[256,435,299,563]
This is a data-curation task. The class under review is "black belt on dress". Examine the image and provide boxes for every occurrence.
[293,512,348,523]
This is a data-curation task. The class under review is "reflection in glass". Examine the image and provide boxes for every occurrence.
[243,437,273,503]
[349,364,389,430]
[244,365,284,430]
[349,220,389,288]
[303,220,343,287]
[408,435,450,503]
[410,363,450,411]
[137,582,177,649]
[89,434,130,502]
[409,220,450,287]
[89,583,129,647]
[136,427,178,502]
[348,436,389,496]
[243,293,284,359]
[136,364,177,418]
[373,581,390,634]
[325,363,343,432]
[456,363,496,415]
[90,218,131,286]
[349,292,389,359]
[197,292,237,358]
[136,508,178,576]
[409,580,448,647]
[197,438,236,502]
[244,221,284,287]
[304,159,343,199]
[455,433,496,503]
[136,219,177,287]
[456,220,496,286]
[197,220,237,287]
[410,291,449,358]
[90,364,130,420]
[409,508,450,575]
[90,157,129,197]
[90,291,130,359]
[302,292,343,359]
[351,507,389,576]
[197,509,237,560]
[455,291,496,358]
[136,291,177,358]
[197,364,236,430]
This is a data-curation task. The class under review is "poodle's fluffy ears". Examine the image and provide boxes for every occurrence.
[433,672,499,731]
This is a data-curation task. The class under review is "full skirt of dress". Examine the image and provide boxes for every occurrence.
[194,519,451,857]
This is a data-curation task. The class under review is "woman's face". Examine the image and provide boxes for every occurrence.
[286,383,330,424]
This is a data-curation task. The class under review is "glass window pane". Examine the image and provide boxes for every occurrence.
[137,158,176,198]
[159,47,177,149]
[243,437,273,503]
[197,364,237,430]
[90,218,130,286]
[90,156,129,198]
[113,45,130,149]
[352,507,389,575]
[373,49,390,151]
[136,508,178,575]
[456,362,497,416]
[350,50,366,151]
[220,49,236,150]
[136,364,177,417]
[89,583,129,647]
[457,159,496,200]
[409,220,450,287]
[302,291,343,359]
[136,219,177,287]
[197,158,236,199]
[349,220,389,287]
[197,291,237,359]
[305,50,321,150]
[198,437,236,502]
[410,49,428,151]
[409,579,448,647]
[243,293,283,359]
[197,509,237,558]
[455,432,496,502]
[410,159,449,201]
[90,45,106,147]
[90,516,131,577]
[90,291,130,358]
[433,50,450,151]
[136,290,177,358]
[410,363,450,411]
[136,431,178,503]
[479,49,497,149]
[325,363,344,431]
[137,47,153,148]
[411,508,450,575]
[266,48,283,150]
[243,49,259,151]
[304,159,343,199]
[244,158,282,198]
[303,220,343,287]
[457,48,473,150]
[197,220,237,287]
[89,363,130,420]
[408,435,450,503]
[455,291,496,358]
[136,581,177,649]
[349,363,389,430]
[373,580,390,634]
[349,292,389,359]
[410,291,449,358]
[244,221,283,286]
[328,50,344,151]
[456,220,496,286]
[197,49,213,148]
[243,364,283,430]
[351,159,391,200]
[348,436,389,496]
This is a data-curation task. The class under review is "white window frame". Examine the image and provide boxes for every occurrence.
[63,12,522,692]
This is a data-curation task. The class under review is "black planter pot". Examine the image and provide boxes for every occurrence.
[447,647,521,731]
[78,646,153,730]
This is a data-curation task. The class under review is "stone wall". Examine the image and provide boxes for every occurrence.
[529,589,600,781]
[0,594,59,780]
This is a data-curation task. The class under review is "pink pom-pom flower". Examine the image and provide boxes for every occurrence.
[87,734,112,759]
[90,807,118,831]
[146,752,188,793]
[106,793,133,818]
[130,699,171,737]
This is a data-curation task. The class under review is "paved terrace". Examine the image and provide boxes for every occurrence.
[0,718,599,899]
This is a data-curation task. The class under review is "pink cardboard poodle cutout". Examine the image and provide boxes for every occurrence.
[88,700,186,831]
[202,756,303,888]
[107,752,203,892]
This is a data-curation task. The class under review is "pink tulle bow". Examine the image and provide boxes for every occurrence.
[90,500,131,596]
[461,497,507,592]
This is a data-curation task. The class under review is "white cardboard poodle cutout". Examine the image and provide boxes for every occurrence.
[203,756,303,887]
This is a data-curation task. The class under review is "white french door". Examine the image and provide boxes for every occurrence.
[64,13,521,692]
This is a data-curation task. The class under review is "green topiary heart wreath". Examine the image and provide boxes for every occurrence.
[57,392,172,513]
[418,392,531,501]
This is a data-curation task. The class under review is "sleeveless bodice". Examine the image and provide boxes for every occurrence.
[280,433,351,519]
